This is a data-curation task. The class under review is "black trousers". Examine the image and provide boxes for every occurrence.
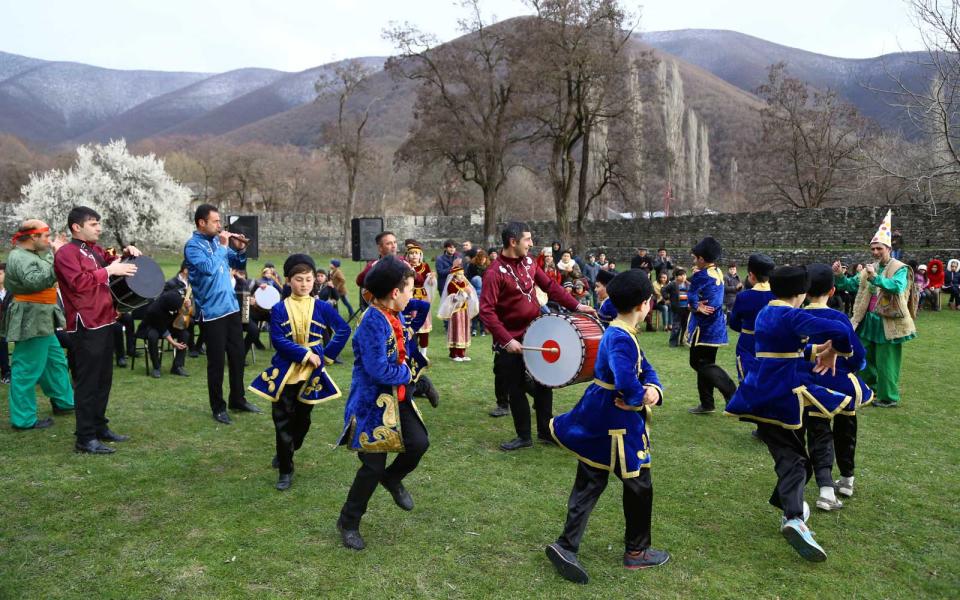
[832,413,857,478]
[113,313,137,360]
[245,318,265,352]
[272,385,315,475]
[201,312,247,414]
[339,401,429,529]
[494,351,551,439]
[557,461,653,554]
[73,324,115,442]
[0,336,9,378]
[804,409,836,488]
[689,345,736,409]
[170,328,188,371]
[757,422,812,519]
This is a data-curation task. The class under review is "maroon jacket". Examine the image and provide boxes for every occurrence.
[54,239,120,331]
[479,253,580,347]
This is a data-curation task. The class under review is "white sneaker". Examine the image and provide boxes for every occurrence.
[461,356,472,362]
[834,479,854,498]
[816,496,844,511]
[451,357,463,362]
[780,502,811,528]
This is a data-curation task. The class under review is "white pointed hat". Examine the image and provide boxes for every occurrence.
[870,210,892,247]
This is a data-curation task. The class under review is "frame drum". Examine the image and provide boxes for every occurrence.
[252,285,282,319]
[109,256,165,313]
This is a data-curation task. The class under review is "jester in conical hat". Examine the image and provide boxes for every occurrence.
[832,209,917,409]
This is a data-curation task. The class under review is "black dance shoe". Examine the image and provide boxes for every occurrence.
[97,429,129,442]
[213,411,232,425]
[170,367,189,377]
[499,437,533,451]
[276,472,293,491]
[545,543,589,584]
[382,482,414,511]
[75,439,116,454]
[229,401,263,414]
[14,417,54,431]
[337,519,365,551]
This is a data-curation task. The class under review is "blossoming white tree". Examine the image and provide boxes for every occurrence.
[17,139,192,248]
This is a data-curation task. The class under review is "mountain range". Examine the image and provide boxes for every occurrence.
[0,24,931,149]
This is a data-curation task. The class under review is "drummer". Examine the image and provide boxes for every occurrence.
[479,221,596,452]
[54,206,140,454]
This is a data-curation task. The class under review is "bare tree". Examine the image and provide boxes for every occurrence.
[519,0,639,245]
[864,0,960,205]
[386,0,525,244]
[754,62,871,208]
[316,60,378,256]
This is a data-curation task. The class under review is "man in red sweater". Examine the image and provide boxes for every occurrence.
[54,206,140,454]
[480,221,596,451]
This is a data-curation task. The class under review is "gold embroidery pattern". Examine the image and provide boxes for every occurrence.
[260,368,281,393]
[358,393,404,452]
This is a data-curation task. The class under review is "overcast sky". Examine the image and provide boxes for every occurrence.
[0,0,926,73]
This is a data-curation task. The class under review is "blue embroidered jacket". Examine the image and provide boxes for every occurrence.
[728,283,776,380]
[402,298,431,382]
[597,298,617,325]
[686,266,728,346]
[248,298,350,404]
[337,307,417,452]
[551,321,663,477]
[800,304,873,411]
[725,301,854,429]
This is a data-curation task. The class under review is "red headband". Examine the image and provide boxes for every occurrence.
[11,226,49,245]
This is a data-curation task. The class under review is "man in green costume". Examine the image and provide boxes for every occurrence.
[832,210,916,408]
[3,219,75,429]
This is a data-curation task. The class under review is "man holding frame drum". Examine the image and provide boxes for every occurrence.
[54,206,140,454]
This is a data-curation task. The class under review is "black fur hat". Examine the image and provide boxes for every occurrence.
[770,265,810,298]
[606,269,654,313]
[747,253,776,280]
[283,253,315,278]
[364,255,413,299]
[806,263,835,297]
[691,236,722,263]
[596,269,616,286]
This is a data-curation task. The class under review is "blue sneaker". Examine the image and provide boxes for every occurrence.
[780,518,827,562]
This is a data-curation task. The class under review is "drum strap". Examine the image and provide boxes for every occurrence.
[14,287,57,304]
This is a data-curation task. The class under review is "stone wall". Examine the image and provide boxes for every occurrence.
[257,204,960,265]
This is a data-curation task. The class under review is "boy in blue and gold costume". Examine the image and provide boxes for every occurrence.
[248,254,350,491]
[801,264,874,511]
[728,253,776,382]
[403,297,440,407]
[336,256,429,551]
[546,270,669,584]
[686,237,737,414]
[725,266,852,562]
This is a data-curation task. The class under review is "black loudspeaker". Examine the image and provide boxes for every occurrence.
[351,217,383,261]
[227,215,259,259]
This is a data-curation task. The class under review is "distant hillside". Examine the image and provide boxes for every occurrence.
[0,51,209,142]
[75,67,287,142]
[162,57,386,139]
[641,29,931,137]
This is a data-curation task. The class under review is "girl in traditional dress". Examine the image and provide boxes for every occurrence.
[405,241,436,355]
[438,265,479,361]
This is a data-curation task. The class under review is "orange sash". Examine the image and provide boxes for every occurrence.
[14,287,57,304]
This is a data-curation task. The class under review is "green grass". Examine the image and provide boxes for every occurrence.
[1,254,958,599]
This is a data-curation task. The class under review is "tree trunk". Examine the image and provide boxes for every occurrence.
[341,172,357,257]
[482,184,498,247]
[575,122,592,250]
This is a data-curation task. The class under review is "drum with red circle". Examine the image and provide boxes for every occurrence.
[523,313,604,388]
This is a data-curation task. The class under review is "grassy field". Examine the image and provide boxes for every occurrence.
[1,253,958,599]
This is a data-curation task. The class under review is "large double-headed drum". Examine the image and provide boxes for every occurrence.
[523,313,604,388]
[109,256,165,313]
